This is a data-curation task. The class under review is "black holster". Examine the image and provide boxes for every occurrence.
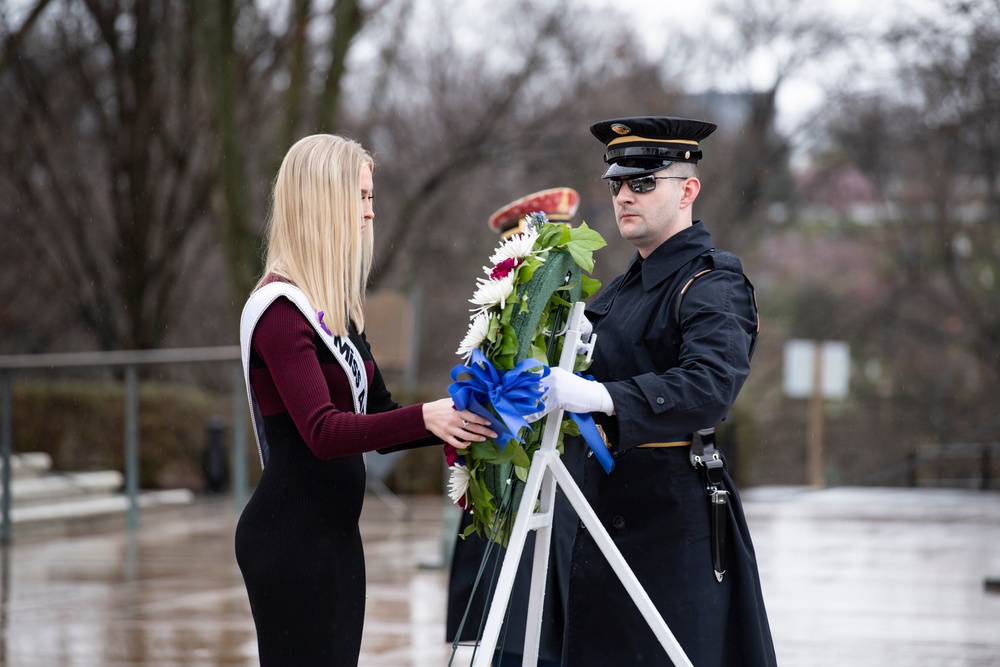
[691,427,727,582]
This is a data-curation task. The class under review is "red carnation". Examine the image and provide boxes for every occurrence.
[490,257,522,280]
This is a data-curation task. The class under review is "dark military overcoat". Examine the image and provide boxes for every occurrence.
[562,222,777,666]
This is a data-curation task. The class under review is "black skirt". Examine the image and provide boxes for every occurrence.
[235,414,368,667]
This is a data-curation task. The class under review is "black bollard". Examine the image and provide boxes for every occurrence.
[202,415,229,494]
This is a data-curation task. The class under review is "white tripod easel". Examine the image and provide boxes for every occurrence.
[472,302,692,667]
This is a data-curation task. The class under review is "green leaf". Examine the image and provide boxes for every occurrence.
[557,224,573,245]
[561,222,607,273]
[580,274,602,298]
[513,294,529,316]
[469,439,505,463]
[467,467,492,507]
[573,353,593,374]
[486,315,502,343]
[499,324,519,356]
[536,224,563,249]
[501,298,516,321]
[510,443,531,468]
[519,257,542,282]
[568,221,608,252]
[565,244,595,273]
[549,293,573,308]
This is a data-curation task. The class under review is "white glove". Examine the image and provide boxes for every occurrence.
[579,314,593,343]
[536,367,614,417]
[575,315,594,355]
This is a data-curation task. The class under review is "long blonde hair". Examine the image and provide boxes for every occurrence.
[257,134,375,335]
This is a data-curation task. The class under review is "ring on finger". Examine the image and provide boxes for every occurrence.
[462,419,469,427]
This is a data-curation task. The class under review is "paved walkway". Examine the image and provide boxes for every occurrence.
[1,486,999,666]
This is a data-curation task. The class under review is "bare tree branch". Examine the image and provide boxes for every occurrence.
[0,0,55,72]
[316,0,365,133]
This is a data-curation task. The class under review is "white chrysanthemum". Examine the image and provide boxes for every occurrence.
[470,273,515,312]
[447,464,471,505]
[489,225,538,264]
[456,311,492,359]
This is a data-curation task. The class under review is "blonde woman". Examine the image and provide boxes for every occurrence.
[235,134,494,666]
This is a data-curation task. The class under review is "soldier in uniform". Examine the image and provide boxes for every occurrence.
[535,117,777,665]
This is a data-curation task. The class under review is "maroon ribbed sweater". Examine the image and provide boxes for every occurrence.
[249,296,431,457]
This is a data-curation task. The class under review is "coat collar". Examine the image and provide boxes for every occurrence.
[626,221,714,291]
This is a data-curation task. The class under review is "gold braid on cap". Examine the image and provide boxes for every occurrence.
[607,136,701,147]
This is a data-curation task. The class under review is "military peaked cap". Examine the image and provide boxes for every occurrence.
[487,187,580,239]
[590,116,717,179]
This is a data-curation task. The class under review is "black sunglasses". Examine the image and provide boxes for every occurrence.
[608,175,688,196]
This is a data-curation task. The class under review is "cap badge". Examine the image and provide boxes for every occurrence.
[611,123,632,136]
[684,151,691,159]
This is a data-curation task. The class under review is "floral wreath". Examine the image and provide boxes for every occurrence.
[445,211,607,545]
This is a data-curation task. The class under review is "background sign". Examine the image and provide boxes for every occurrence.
[783,339,850,399]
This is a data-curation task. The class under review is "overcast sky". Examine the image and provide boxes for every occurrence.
[575,0,950,139]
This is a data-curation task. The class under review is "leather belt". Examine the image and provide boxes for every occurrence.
[595,424,691,450]
[637,440,692,449]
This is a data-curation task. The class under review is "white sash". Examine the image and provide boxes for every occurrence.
[239,282,369,468]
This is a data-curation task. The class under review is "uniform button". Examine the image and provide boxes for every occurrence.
[656,396,665,405]
[612,515,625,529]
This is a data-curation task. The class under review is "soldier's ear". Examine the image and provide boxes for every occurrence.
[679,177,700,209]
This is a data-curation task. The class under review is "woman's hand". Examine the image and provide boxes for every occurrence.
[422,399,497,449]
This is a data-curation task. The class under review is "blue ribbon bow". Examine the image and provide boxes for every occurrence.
[449,349,546,449]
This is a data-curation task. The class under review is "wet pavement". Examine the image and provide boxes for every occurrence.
[1,486,999,666]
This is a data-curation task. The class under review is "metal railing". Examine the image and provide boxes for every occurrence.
[0,347,248,544]
[852,441,999,489]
